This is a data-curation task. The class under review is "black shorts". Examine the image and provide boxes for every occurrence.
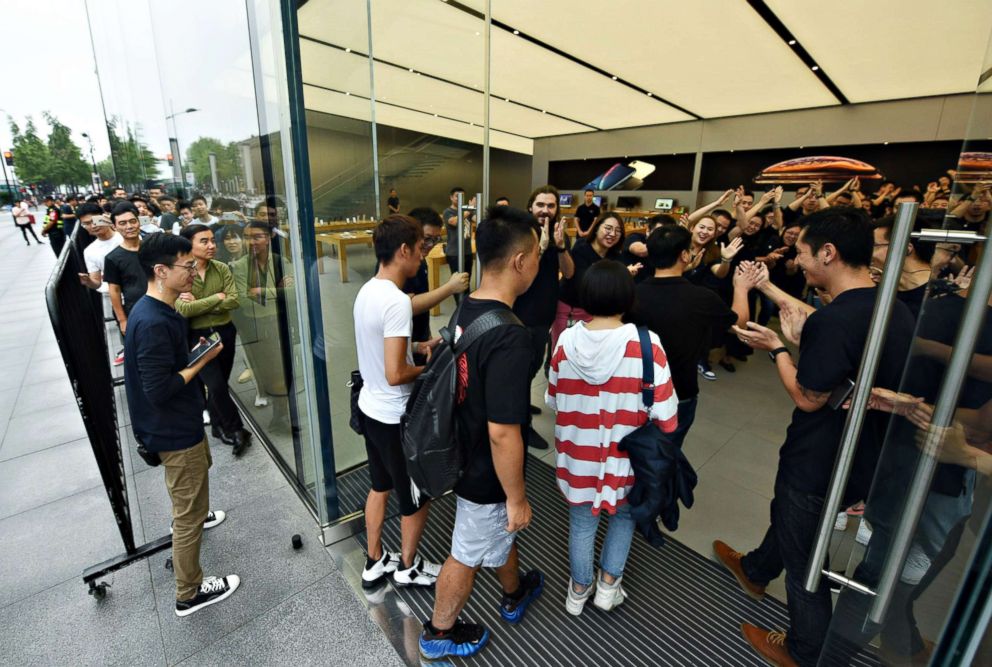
[361,411,419,516]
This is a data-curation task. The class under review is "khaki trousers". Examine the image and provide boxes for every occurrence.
[160,438,211,601]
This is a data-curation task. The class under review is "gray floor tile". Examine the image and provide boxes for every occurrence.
[0,361,29,391]
[0,410,87,460]
[148,485,335,665]
[0,484,136,608]
[697,429,780,500]
[0,562,164,667]
[177,570,403,667]
[11,377,77,417]
[20,357,71,387]
[0,438,104,520]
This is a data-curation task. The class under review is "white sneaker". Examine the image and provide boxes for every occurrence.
[170,510,226,534]
[361,550,400,589]
[202,410,211,425]
[393,555,441,588]
[175,575,240,617]
[565,579,595,616]
[856,519,873,546]
[592,573,627,612]
[834,511,848,531]
[237,368,253,384]
[254,394,269,407]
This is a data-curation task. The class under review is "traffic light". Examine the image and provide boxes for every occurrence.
[167,152,174,166]
[2,151,12,166]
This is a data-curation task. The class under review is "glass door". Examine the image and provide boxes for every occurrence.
[813,64,992,664]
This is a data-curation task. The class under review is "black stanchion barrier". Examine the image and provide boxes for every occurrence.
[45,228,171,599]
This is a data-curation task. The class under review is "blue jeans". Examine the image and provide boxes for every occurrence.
[741,476,834,667]
[668,397,698,449]
[568,503,636,586]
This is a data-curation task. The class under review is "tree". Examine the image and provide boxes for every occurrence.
[106,117,159,190]
[43,112,91,188]
[185,137,242,191]
[8,117,52,188]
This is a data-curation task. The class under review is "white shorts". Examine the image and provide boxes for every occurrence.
[450,496,516,568]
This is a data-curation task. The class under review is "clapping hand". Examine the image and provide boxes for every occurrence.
[772,185,784,204]
[720,236,744,261]
[553,220,566,249]
[779,303,807,345]
[627,262,643,276]
[949,266,975,290]
[719,189,735,205]
[733,260,765,290]
[731,321,783,352]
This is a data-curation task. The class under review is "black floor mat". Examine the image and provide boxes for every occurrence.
[357,456,879,666]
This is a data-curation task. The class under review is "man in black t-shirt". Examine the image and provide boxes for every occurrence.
[713,209,914,667]
[386,188,400,215]
[421,207,544,662]
[512,185,574,425]
[103,203,147,341]
[574,189,600,238]
[629,224,759,447]
[61,194,79,239]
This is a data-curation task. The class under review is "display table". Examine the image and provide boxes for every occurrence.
[316,231,374,281]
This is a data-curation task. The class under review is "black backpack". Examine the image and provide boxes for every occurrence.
[401,303,522,503]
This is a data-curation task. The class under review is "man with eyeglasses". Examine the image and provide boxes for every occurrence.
[124,232,239,618]
[104,202,147,365]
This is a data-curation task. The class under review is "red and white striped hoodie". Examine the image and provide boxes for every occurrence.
[546,322,679,515]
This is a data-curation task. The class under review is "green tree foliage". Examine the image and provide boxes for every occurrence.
[184,137,242,190]
[43,113,91,187]
[8,117,52,187]
[106,117,159,190]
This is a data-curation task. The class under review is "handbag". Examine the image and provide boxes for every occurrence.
[348,370,365,435]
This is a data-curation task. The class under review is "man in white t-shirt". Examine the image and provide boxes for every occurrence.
[77,203,123,293]
[354,214,441,590]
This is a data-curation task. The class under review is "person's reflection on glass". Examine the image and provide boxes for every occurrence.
[230,220,292,429]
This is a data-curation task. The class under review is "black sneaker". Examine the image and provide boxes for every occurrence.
[175,575,240,617]
[170,510,226,534]
[499,570,544,623]
[419,620,490,660]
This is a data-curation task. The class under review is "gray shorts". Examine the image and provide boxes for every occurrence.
[450,496,517,568]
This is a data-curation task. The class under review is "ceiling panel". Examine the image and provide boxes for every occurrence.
[766,0,992,103]
[490,0,838,118]
[303,85,534,154]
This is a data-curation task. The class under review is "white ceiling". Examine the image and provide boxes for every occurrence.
[298,0,992,155]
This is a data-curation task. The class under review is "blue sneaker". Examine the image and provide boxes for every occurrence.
[499,570,544,624]
[419,620,490,660]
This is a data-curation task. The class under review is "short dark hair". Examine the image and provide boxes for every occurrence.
[373,214,423,264]
[178,200,192,211]
[494,196,510,205]
[180,223,213,242]
[579,260,635,317]
[873,210,942,263]
[158,195,176,204]
[895,190,925,204]
[137,232,192,278]
[110,201,139,225]
[584,189,594,194]
[712,208,733,223]
[647,224,691,269]
[255,195,283,212]
[212,197,240,212]
[476,206,539,271]
[191,195,207,206]
[450,187,465,196]
[245,220,270,233]
[646,213,677,232]
[75,202,103,218]
[128,195,147,205]
[407,207,443,229]
[800,208,873,268]
[526,185,560,211]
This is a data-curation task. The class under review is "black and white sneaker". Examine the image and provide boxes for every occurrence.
[170,510,226,534]
[393,556,442,588]
[362,551,400,589]
[697,362,717,381]
[175,575,240,617]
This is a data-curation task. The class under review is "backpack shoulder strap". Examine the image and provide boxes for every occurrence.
[454,308,522,354]
[637,325,655,409]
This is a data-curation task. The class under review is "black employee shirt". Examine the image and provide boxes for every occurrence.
[780,287,914,501]
[629,276,737,400]
[622,232,653,283]
[453,297,532,505]
[513,246,561,327]
[559,240,618,308]
[103,246,148,316]
[574,203,601,235]
[124,296,206,453]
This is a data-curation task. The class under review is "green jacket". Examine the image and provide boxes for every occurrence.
[175,259,239,329]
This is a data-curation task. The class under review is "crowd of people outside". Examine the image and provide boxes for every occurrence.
[16,169,992,664]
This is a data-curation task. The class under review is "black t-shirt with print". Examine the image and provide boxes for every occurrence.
[103,246,148,316]
[780,287,914,501]
[453,297,532,505]
[560,240,619,308]
[574,203,601,234]
[630,277,737,400]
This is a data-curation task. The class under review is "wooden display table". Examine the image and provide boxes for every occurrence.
[316,231,374,281]
[314,219,377,234]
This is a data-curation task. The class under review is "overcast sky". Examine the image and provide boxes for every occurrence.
[1,0,261,181]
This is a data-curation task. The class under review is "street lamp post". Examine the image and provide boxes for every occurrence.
[80,132,100,194]
[166,103,198,197]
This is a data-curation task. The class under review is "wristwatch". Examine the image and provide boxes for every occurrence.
[768,346,789,361]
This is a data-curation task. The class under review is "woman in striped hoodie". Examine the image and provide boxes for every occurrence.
[546,260,680,615]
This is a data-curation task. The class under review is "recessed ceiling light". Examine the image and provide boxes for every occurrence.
[434,113,438,117]
[505,97,510,102]
[416,72,421,76]
[409,68,414,72]
[730,149,734,152]
[542,110,547,114]
[611,75,617,80]
[475,31,480,36]
[345,48,351,53]
[345,92,350,96]
[788,39,796,45]
[883,141,889,145]
[513,29,519,35]
[647,92,653,97]
[799,145,804,149]
[811,65,819,71]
